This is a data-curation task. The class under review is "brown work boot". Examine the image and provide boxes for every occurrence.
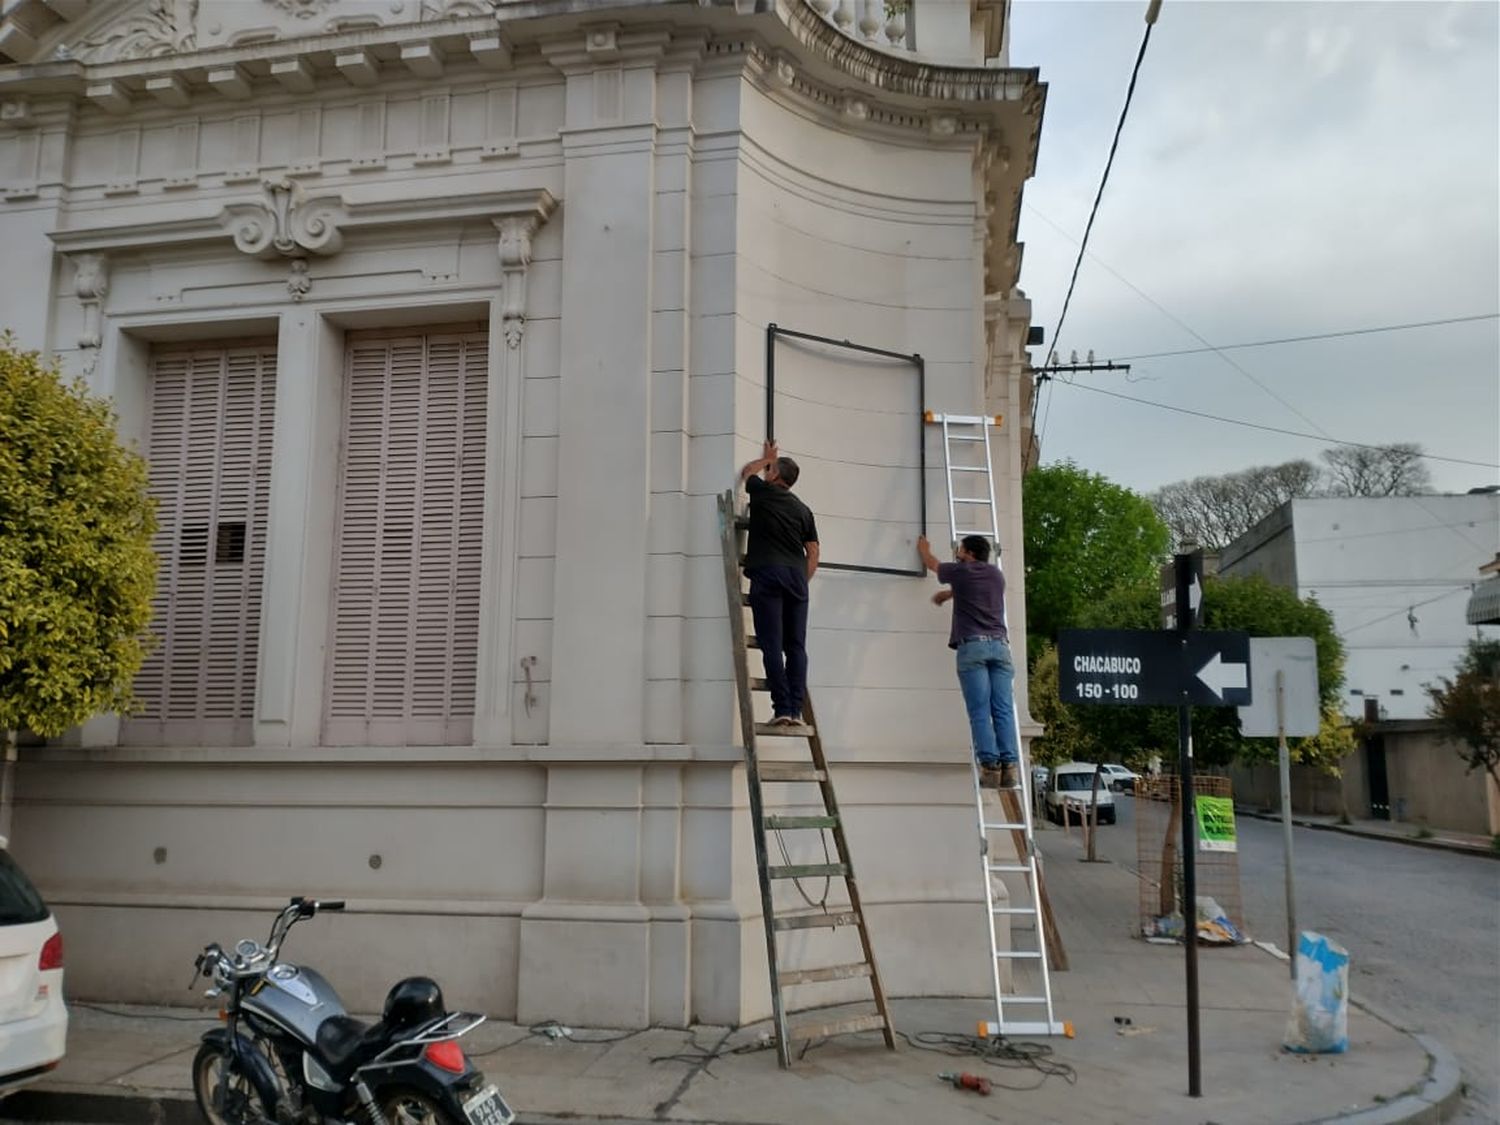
[979,767,1004,789]
[999,764,1020,789]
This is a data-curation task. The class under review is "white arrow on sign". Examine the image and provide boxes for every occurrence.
[1188,572,1202,618]
[1196,651,1248,700]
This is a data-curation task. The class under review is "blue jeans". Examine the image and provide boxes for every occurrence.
[746,565,809,719]
[956,637,1019,768]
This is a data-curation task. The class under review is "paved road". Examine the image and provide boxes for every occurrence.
[1063,796,1499,1124]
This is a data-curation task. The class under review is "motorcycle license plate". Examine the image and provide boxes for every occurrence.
[463,1085,514,1125]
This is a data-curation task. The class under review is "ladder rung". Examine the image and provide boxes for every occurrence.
[931,413,996,426]
[991,906,1036,915]
[769,863,848,879]
[786,1013,888,1043]
[987,862,1033,874]
[998,996,1051,1005]
[758,765,827,783]
[773,910,860,932]
[778,962,872,986]
[947,434,988,442]
[952,498,991,504]
[954,529,995,537]
[948,466,989,473]
[982,822,1028,831]
[995,951,1043,960]
[764,815,838,830]
[755,722,815,738]
[986,1021,1068,1037]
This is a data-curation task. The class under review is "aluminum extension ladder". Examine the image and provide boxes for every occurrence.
[927,412,1070,1039]
[715,490,896,1068]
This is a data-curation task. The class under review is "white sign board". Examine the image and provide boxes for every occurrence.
[1238,637,1320,738]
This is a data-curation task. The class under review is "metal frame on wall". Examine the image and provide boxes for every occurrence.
[764,323,926,577]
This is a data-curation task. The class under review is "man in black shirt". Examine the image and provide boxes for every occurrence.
[739,441,820,726]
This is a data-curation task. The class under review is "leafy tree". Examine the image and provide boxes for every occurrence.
[0,339,157,748]
[1426,638,1500,794]
[1057,575,1350,771]
[1023,461,1170,656]
[1028,643,1088,766]
[1321,442,1431,497]
[1151,459,1320,551]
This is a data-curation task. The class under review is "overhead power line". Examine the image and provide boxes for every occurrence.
[1115,314,1500,361]
[1053,380,1500,469]
[1033,0,1162,460]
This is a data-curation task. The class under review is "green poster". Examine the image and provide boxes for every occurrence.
[1196,795,1237,853]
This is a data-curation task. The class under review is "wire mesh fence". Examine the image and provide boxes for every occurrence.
[1134,775,1246,941]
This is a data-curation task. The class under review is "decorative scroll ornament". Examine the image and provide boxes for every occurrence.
[76,0,198,62]
[224,179,345,260]
[68,253,109,374]
[495,215,539,350]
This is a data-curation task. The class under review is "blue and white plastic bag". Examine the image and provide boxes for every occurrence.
[1284,932,1350,1054]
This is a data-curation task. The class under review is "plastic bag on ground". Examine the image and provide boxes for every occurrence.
[1283,931,1350,1054]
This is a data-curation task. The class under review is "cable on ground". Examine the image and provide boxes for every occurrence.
[895,1029,1078,1090]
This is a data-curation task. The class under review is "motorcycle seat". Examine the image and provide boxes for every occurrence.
[315,1015,388,1079]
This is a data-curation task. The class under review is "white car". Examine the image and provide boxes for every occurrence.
[0,841,66,1095]
[1045,763,1117,825]
[1099,764,1140,793]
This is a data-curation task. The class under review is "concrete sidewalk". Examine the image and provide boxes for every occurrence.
[1236,805,1497,860]
[2,827,1460,1125]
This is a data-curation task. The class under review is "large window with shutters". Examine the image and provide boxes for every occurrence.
[124,343,277,746]
[324,330,487,746]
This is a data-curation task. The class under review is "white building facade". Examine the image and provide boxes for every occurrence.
[1220,495,1500,722]
[0,0,1045,1026]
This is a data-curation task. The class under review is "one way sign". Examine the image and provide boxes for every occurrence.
[1059,629,1253,708]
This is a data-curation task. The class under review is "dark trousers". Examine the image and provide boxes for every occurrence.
[746,565,809,719]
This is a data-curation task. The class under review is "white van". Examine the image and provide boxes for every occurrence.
[1045,763,1117,825]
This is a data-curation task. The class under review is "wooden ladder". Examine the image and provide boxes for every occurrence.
[716,490,896,1068]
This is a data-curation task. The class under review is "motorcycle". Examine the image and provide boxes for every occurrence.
[189,897,514,1125]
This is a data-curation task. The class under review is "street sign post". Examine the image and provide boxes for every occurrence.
[1237,637,1320,980]
[1060,552,1251,1099]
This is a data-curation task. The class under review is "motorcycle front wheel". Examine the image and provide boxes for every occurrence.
[191,1041,265,1125]
[379,1087,461,1125]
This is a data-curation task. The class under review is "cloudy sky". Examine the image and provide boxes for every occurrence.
[1009,0,1499,497]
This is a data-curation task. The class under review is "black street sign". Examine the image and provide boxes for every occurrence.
[1058,628,1252,708]
[1160,550,1204,630]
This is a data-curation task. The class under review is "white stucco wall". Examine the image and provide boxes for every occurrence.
[0,0,1045,1028]
[1224,496,1500,721]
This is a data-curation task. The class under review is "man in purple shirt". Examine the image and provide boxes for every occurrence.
[917,533,1019,789]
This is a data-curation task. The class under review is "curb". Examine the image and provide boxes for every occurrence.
[0,1088,747,1125]
[1235,807,1497,860]
[0,1085,197,1125]
[1301,1034,1464,1125]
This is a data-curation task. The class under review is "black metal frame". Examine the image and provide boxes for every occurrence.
[764,323,926,577]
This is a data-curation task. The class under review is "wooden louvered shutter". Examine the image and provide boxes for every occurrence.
[325,330,487,746]
[125,343,276,745]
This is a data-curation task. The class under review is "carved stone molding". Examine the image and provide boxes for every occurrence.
[286,258,311,301]
[67,252,109,372]
[495,214,540,349]
[75,0,197,63]
[267,0,332,18]
[224,178,345,260]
